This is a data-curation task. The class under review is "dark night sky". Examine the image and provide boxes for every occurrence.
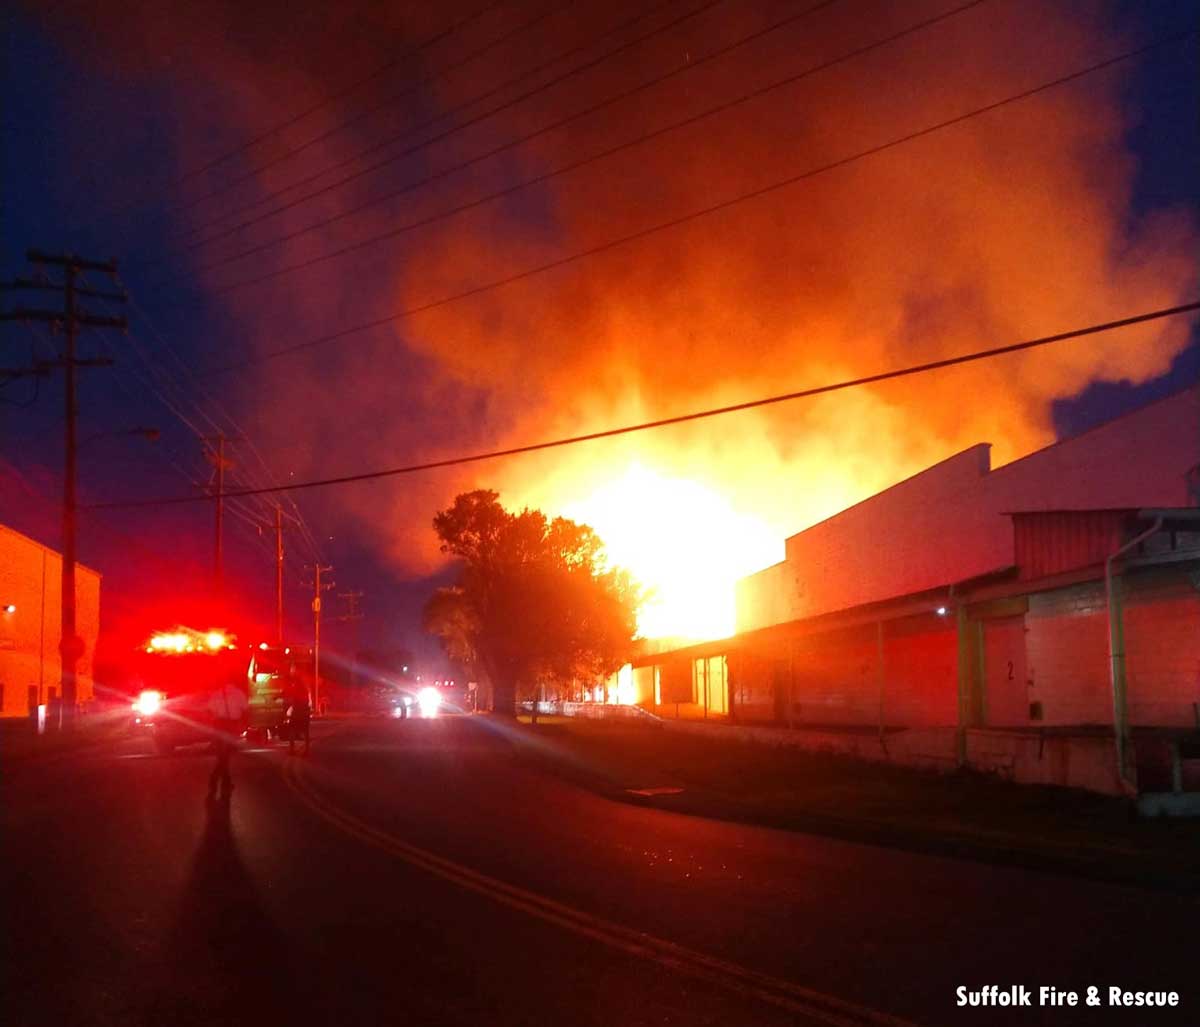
[2,0,1197,660]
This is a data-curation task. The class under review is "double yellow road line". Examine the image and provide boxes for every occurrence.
[282,757,920,1027]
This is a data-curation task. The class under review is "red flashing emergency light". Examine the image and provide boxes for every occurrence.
[143,628,237,653]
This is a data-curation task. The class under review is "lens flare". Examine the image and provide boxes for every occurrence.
[417,686,441,718]
[133,690,162,716]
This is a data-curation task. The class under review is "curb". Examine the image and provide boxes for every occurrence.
[520,749,1199,896]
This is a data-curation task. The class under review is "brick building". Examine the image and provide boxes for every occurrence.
[0,523,101,719]
[632,387,1200,795]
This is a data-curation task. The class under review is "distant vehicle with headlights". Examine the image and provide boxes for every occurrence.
[372,681,455,719]
[128,629,307,753]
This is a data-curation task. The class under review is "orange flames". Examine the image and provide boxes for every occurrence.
[67,1,1197,643]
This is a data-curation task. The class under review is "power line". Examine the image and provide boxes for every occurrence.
[172,0,754,264]
[120,296,325,560]
[168,0,576,230]
[81,301,1200,510]
[107,0,510,219]
[193,27,1197,377]
[176,0,685,250]
[189,0,967,289]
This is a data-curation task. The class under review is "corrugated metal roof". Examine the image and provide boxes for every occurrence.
[1011,510,1131,580]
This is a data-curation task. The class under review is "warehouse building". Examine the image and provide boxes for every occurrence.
[0,522,101,720]
[632,386,1200,795]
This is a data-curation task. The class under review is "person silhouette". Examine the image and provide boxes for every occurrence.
[207,671,249,802]
[284,678,311,756]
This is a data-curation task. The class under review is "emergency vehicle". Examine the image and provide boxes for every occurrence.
[128,628,310,753]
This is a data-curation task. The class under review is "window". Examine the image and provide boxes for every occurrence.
[709,655,728,715]
[693,655,728,715]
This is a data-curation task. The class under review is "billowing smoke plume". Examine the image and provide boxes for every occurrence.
[43,0,1198,613]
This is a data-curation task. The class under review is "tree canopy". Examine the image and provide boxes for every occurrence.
[422,490,640,714]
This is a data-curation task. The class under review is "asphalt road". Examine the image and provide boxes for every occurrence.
[3,715,1195,1027]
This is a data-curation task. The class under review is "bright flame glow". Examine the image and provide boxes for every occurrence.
[614,663,635,704]
[417,686,441,718]
[561,465,782,641]
[149,633,188,652]
[132,690,162,716]
[205,632,227,649]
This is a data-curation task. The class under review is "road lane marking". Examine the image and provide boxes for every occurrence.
[281,758,921,1027]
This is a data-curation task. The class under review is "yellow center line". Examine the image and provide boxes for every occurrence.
[281,757,922,1027]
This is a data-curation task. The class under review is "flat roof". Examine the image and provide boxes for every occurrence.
[0,522,102,579]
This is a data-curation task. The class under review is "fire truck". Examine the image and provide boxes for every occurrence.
[128,628,310,753]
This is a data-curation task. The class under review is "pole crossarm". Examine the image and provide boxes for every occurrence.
[27,249,120,273]
[2,279,128,302]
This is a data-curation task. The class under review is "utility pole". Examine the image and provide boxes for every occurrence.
[1,251,125,731]
[306,564,334,714]
[336,590,365,684]
[253,505,297,645]
[202,434,236,593]
[274,507,284,644]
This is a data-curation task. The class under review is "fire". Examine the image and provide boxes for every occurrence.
[561,464,783,641]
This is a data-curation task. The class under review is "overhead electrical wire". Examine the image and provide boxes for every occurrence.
[170,0,573,223]
[100,331,318,579]
[99,0,510,224]
[81,301,1200,510]
[177,0,689,248]
[172,0,757,260]
[125,295,325,553]
[187,0,969,286]
[190,27,1197,378]
[78,267,325,561]
[118,296,326,562]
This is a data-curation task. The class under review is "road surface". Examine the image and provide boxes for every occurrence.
[3,716,1194,1026]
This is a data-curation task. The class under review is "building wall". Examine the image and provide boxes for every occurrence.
[0,524,101,717]
[882,621,959,727]
[994,568,1200,729]
[739,387,1199,632]
[729,649,787,724]
[736,562,795,639]
[712,563,1197,733]
[656,614,959,729]
[1125,572,1200,727]
[1024,583,1112,726]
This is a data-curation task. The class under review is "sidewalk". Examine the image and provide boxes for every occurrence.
[0,713,127,765]
[512,717,1200,893]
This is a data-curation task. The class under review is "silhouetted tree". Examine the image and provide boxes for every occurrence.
[422,490,639,717]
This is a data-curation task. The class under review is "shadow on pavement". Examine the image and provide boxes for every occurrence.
[143,795,321,1026]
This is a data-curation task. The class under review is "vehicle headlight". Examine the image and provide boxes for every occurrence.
[133,690,162,716]
[417,686,440,718]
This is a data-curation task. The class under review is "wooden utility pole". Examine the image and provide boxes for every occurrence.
[307,564,334,714]
[252,505,300,644]
[202,434,236,593]
[1,251,125,730]
[274,507,285,644]
[336,590,365,683]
